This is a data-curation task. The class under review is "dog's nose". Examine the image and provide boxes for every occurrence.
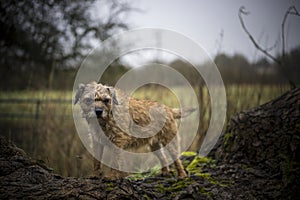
[95,108,103,117]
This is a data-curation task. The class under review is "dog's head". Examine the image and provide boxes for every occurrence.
[75,82,118,120]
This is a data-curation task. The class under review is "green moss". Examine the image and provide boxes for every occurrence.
[200,187,212,197]
[126,165,161,181]
[181,151,198,157]
[155,178,194,193]
[182,160,190,168]
[186,158,233,187]
[153,168,232,195]
[106,182,116,191]
[224,132,232,146]
[167,179,193,192]
[194,172,211,178]
[186,156,202,174]
[143,194,151,200]
[219,180,234,187]
[156,184,166,193]
[157,182,212,197]
[186,156,216,175]
[193,172,222,186]
[195,173,233,187]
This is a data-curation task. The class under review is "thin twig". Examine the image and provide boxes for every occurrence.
[281,6,300,60]
[239,6,299,88]
[238,6,281,65]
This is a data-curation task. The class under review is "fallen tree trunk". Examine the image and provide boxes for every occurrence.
[0,88,299,199]
[213,87,300,198]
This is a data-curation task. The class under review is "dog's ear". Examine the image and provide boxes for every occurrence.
[74,83,85,104]
[106,87,119,105]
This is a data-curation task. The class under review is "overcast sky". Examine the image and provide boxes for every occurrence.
[125,0,300,63]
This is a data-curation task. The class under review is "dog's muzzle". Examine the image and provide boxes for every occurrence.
[95,107,103,118]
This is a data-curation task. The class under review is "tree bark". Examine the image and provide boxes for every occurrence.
[213,87,300,198]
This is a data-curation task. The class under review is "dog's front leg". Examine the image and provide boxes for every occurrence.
[88,123,104,177]
[93,140,104,177]
[106,144,128,179]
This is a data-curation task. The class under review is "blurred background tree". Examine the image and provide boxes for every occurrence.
[0,0,132,90]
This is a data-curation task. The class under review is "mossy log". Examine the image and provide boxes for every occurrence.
[213,87,300,198]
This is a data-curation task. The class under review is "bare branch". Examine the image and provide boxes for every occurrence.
[265,39,279,52]
[239,6,297,88]
[238,6,281,65]
[281,6,300,59]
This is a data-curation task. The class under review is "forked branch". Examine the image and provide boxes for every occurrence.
[281,6,300,59]
[239,6,299,88]
[238,6,280,65]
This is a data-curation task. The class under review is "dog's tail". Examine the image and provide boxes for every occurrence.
[172,108,196,119]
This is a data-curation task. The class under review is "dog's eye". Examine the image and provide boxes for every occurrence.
[84,98,94,105]
[103,98,110,104]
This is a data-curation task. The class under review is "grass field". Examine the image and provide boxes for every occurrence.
[0,84,291,176]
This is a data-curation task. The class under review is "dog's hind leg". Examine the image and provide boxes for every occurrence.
[106,144,129,179]
[151,143,170,176]
[164,136,187,178]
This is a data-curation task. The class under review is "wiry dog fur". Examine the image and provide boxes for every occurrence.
[75,81,195,179]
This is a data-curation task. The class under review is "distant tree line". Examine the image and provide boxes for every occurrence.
[215,47,300,85]
[169,47,300,86]
[1,46,299,90]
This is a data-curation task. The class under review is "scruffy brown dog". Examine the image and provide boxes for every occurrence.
[75,81,195,179]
